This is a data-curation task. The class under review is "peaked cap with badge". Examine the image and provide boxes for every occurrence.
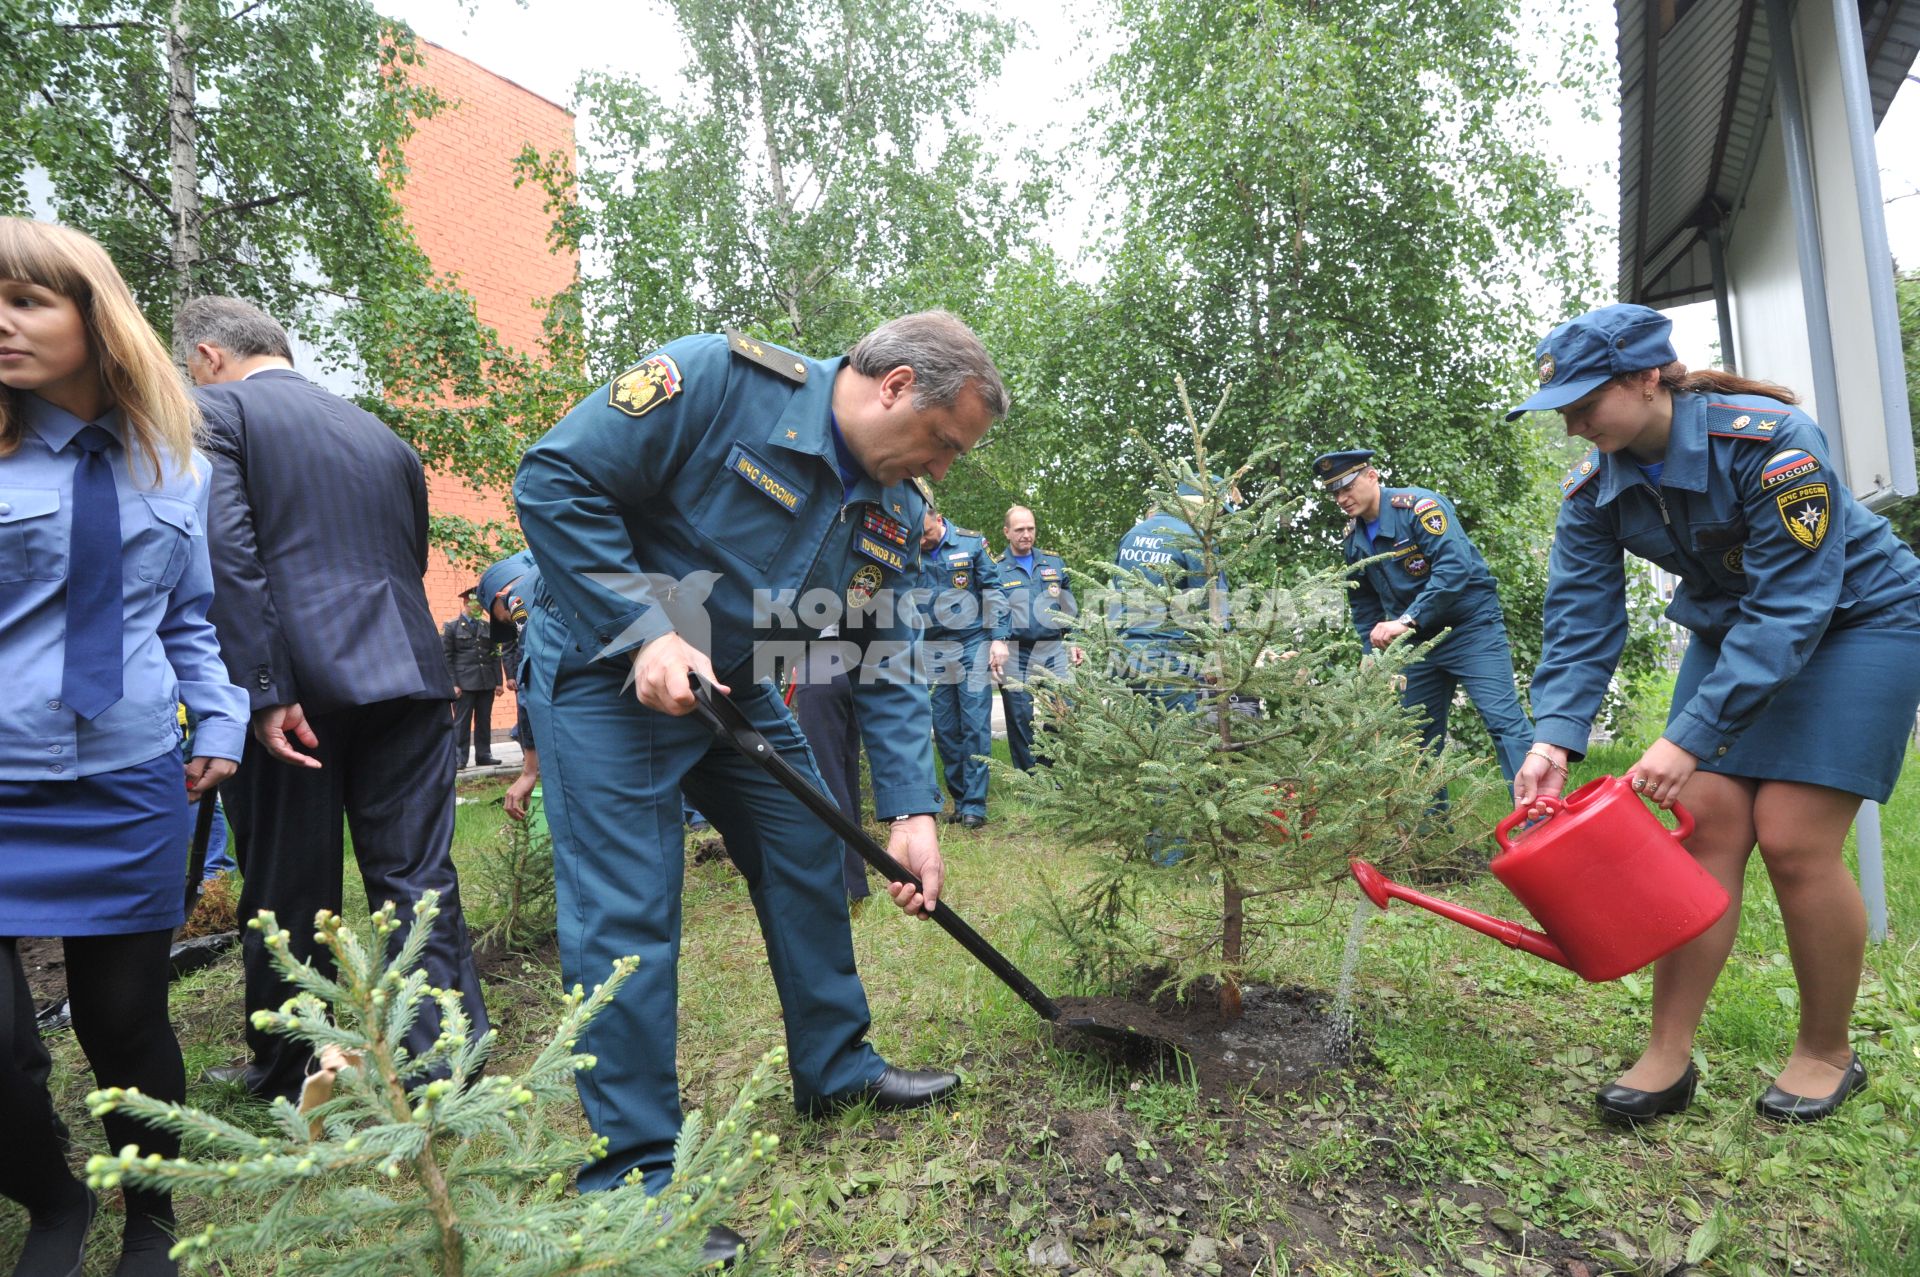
[1311,449,1374,492]
[1506,302,1677,420]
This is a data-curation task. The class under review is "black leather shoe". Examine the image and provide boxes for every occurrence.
[475,757,501,766]
[14,1184,94,1277]
[700,1224,746,1268]
[960,814,986,829]
[1757,1053,1867,1123]
[940,811,964,824]
[1596,1063,1698,1126]
[807,1064,961,1116]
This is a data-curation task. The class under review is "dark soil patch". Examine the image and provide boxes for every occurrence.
[19,934,65,1012]
[1053,982,1350,1100]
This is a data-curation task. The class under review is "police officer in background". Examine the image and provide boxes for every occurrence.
[514,313,1003,1258]
[442,586,504,768]
[913,494,1008,827]
[990,505,1081,771]
[1316,449,1533,803]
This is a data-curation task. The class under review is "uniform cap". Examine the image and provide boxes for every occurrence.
[476,550,537,610]
[1310,449,1374,492]
[1506,303,1677,420]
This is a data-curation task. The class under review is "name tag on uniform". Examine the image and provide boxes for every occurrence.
[726,444,802,513]
[856,534,908,572]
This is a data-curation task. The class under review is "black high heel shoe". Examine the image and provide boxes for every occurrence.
[1756,1053,1867,1124]
[1596,1062,1698,1126]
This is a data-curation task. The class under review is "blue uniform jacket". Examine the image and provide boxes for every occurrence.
[0,395,247,778]
[997,547,1078,642]
[1531,392,1920,761]
[1112,511,1225,644]
[912,521,1007,640]
[512,332,941,817]
[1343,486,1503,643]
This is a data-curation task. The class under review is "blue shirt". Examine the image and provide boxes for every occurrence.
[0,395,247,779]
[1008,551,1034,576]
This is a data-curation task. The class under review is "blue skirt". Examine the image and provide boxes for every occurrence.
[0,749,190,936]
[1670,623,1920,802]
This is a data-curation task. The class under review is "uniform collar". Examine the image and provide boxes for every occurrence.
[763,356,916,517]
[21,392,123,452]
[1592,394,1710,506]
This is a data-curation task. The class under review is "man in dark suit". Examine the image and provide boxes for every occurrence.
[442,588,503,768]
[177,295,488,1102]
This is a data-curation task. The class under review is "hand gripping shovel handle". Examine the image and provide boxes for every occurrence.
[686,672,1063,1023]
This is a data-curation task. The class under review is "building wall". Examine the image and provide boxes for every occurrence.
[392,41,575,624]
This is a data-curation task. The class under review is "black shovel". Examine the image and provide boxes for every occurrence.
[687,672,1174,1056]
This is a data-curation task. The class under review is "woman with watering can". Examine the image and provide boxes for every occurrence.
[1509,303,1920,1125]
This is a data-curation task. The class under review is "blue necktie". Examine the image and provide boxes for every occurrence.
[62,424,124,720]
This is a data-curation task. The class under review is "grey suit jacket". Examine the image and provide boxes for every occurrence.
[199,368,455,713]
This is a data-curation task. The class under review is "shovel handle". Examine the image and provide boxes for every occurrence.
[686,672,1064,1023]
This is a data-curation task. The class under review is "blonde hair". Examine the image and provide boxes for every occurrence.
[0,218,199,484]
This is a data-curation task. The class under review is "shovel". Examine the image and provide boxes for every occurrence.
[687,672,1172,1055]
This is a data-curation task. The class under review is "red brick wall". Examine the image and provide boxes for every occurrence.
[393,42,575,626]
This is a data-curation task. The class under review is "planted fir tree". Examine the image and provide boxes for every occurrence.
[86,893,791,1274]
[1004,380,1493,1021]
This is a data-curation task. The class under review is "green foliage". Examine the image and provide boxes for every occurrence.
[1005,379,1492,1014]
[1880,267,1920,551]
[516,0,1040,397]
[471,808,557,954]
[86,893,792,1275]
[2,1,556,550]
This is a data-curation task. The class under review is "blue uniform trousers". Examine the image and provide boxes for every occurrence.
[999,639,1069,772]
[526,616,885,1194]
[787,658,873,900]
[927,632,992,818]
[1397,611,1532,807]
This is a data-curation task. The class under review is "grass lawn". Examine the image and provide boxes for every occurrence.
[6,740,1916,1275]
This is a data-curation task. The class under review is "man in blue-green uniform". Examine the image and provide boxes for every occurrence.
[991,504,1080,770]
[1316,449,1532,802]
[1111,479,1234,711]
[913,497,1007,827]
[514,313,1004,1257]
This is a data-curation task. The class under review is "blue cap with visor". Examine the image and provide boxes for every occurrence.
[1505,303,1678,420]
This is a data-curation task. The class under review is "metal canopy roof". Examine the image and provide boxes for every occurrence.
[1616,0,1920,305]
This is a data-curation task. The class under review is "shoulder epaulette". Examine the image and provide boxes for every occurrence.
[954,526,980,539]
[1704,401,1786,441]
[1344,517,1358,535]
[1388,493,1415,509]
[1560,448,1601,499]
[725,329,808,384]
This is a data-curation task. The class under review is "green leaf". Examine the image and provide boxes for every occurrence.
[1686,1212,1728,1265]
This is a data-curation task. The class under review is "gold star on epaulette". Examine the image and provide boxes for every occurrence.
[724,328,808,384]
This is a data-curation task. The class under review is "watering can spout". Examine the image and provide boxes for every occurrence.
[1347,860,1574,971]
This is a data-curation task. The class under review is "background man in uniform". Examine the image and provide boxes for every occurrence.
[990,505,1080,771]
[1111,479,1233,712]
[179,295,487,1103]
[913,497,1007,827]
[477,551,541,821]
[442,586,504,768]
[1316,448,1533,809]
[513,312,1004,1257]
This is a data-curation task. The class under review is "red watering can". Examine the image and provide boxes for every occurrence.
[1348,775,1730,982]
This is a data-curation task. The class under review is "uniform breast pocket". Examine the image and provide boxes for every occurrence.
[134,493,201,589]
[685,445,809,572]
[1617,510,1678,569]
[0,487,65,583]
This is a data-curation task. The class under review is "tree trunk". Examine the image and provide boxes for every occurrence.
[166,0,201,314]
[1219,871,1245,1022]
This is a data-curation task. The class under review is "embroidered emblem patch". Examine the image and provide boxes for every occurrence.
[1389,493,1415,509]
[855,534,908,572]
[1775,482,1829,550]
[725,444,801,512]
[1760,448,1819,491]
[1415,497,1447,537]
[1317,458,1333,474]
[1538,354,1556,384]
[952,571,970,589]
[1722,546,1745,574]
[609,355,682,418]
[847,563,884,611]
[863,507,910,547]
[1403,553,1430,577]
[1047,583,1061,596]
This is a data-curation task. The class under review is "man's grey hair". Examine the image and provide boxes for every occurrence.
[173,295,294,364]
[847,310,1008,418]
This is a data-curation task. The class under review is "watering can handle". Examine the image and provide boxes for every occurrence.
[1495,783,1696,852]
[1494,794,1563,853]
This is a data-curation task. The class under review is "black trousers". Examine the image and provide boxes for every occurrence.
[223,697,488,1099]
[451,687,498,764]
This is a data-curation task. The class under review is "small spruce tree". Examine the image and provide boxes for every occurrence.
[1005,379,1493,1021]
[86,893,792,1274]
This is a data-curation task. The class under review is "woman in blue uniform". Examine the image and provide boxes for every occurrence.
[1511,303,1920,1126]
[0,218,246,1275]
